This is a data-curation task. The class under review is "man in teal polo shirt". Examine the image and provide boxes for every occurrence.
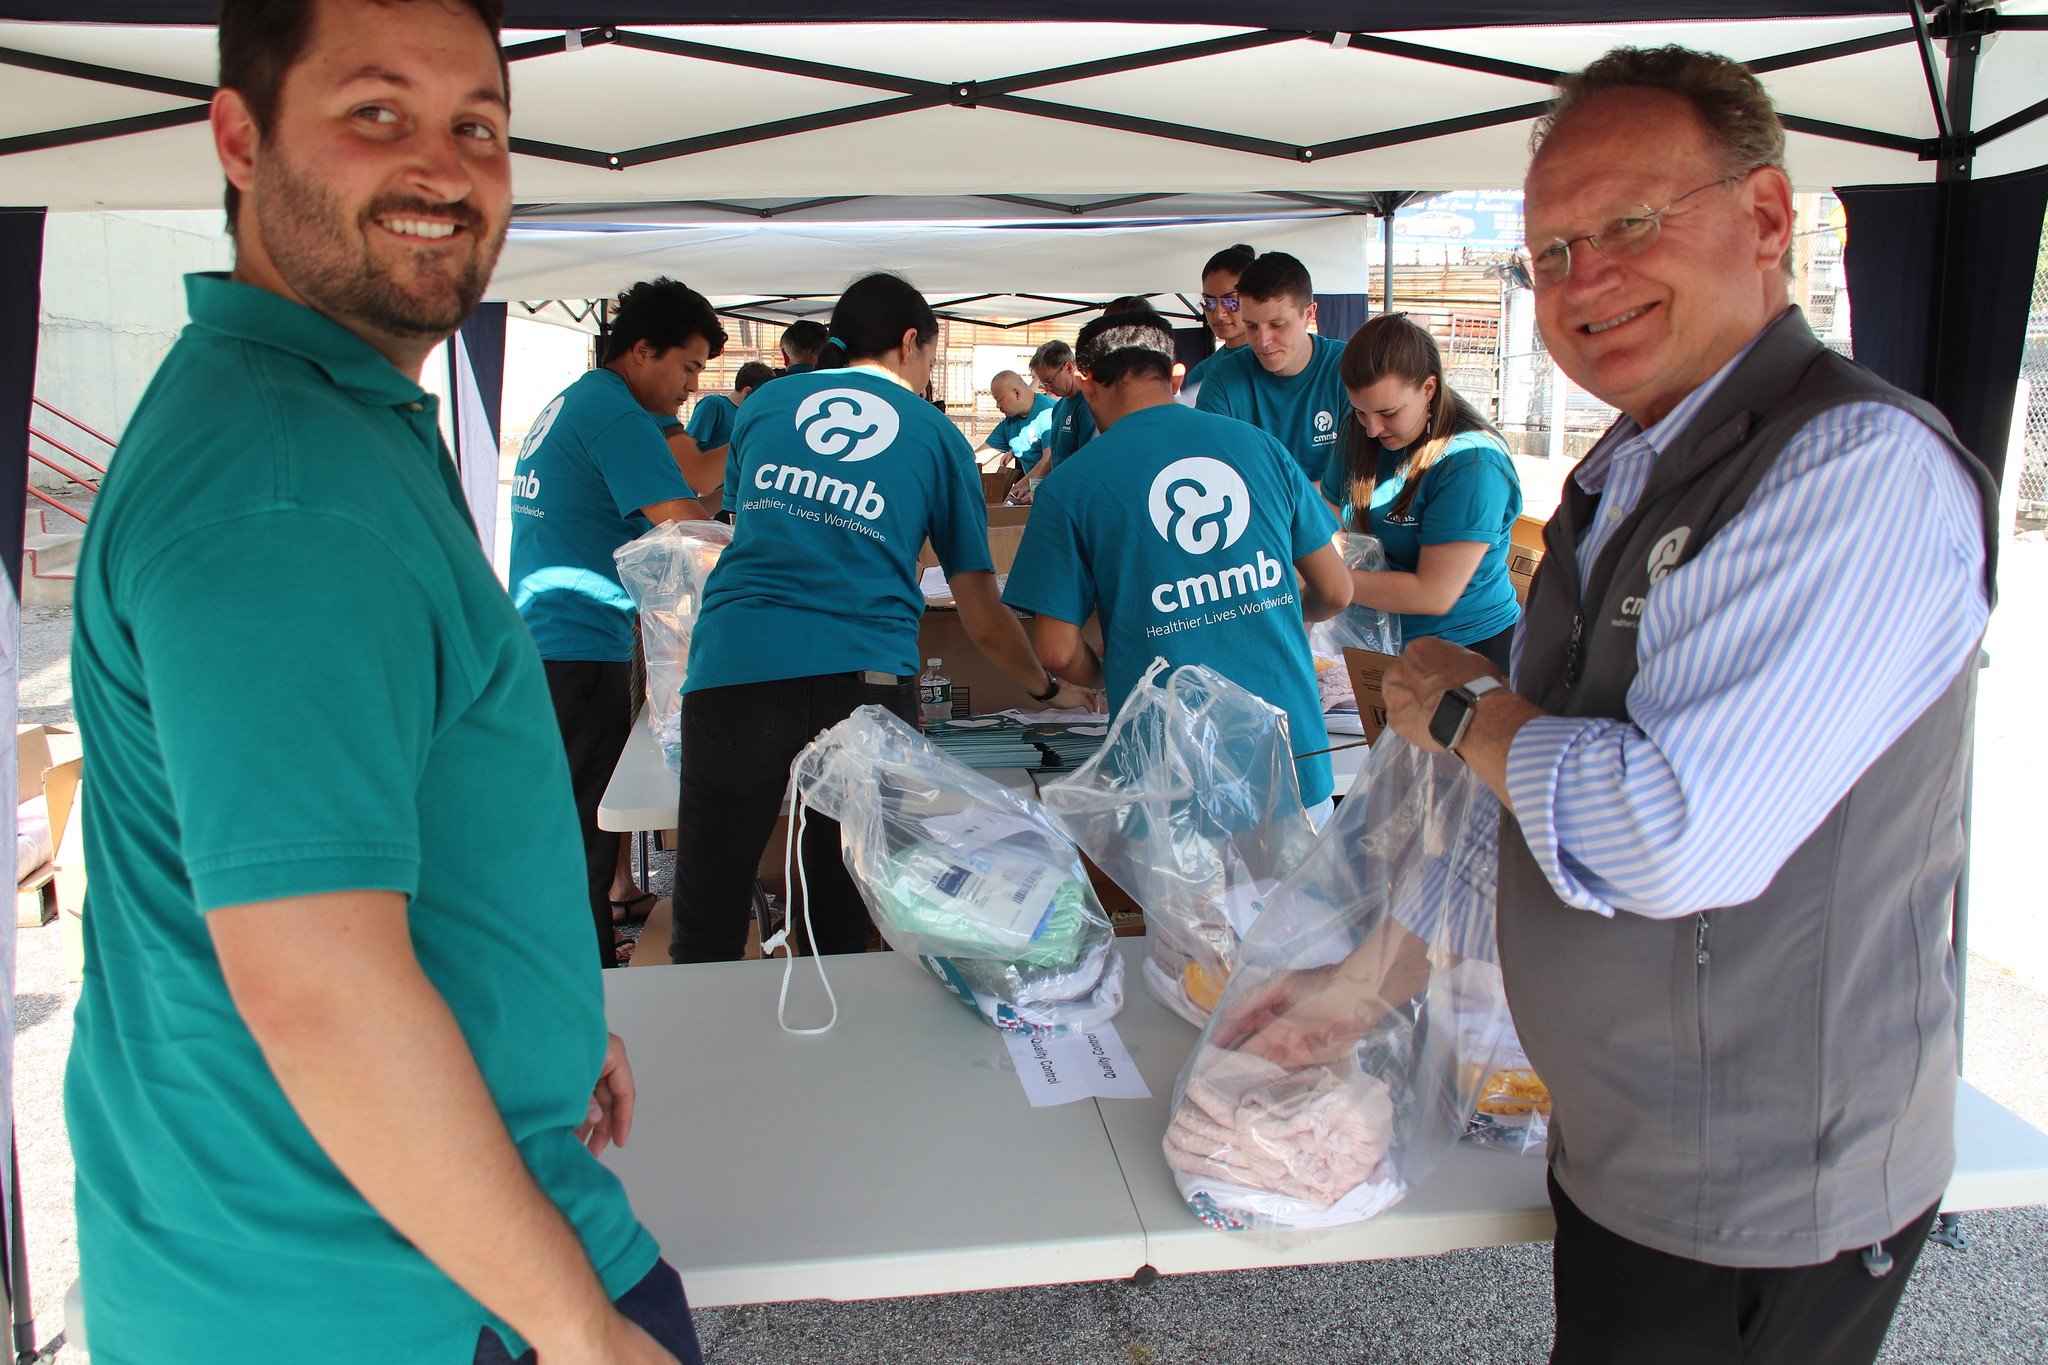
[65,1,694,1361]
[509,276,717,968]
[1195,251,1352,502]
[1006,311,1352,810]
[979,369,1057,475]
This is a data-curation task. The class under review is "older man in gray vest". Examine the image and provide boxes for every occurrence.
[1377,46,1997,1364]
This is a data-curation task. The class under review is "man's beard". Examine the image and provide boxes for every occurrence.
[252,150,505,341]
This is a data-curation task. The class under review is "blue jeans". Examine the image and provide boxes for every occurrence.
[472,1258,702,1364]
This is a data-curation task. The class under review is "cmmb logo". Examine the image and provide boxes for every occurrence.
[1148,457,1250,555]
[795,388,899,462]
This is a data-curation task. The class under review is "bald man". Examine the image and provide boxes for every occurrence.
[978,369,1058,477]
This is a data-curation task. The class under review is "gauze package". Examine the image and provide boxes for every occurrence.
[1309,534,1403,712]
[613,519,733,773]
[1041,661,1317,1026]
[1162,735,1512,1232]
[783,705,1124,1034]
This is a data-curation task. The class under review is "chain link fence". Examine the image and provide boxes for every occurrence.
[2018,219,2048,528]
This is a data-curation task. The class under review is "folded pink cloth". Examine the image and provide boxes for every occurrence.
[1165,1047,1394,1208]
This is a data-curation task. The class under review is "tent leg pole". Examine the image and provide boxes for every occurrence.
[9,1137,34,1365]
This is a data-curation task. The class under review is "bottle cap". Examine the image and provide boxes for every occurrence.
[926,658,941,666]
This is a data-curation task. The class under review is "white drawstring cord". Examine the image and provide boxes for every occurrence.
[762,769,838,1035]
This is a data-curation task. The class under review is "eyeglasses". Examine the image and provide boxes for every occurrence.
[1200,293,1240,314]
[1518,173,1747,289]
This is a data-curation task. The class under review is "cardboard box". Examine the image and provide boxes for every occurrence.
[16,724,52,805]
[918,523,1026,576]
[1341,647,1401,742]
[1508,546,1545,606]
[43,757,87,980]
[981,469,1019,503]
[918,607,1106,716]
[985,503,1031,530]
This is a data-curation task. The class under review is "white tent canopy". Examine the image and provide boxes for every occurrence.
[4,10,2046,213]
[484,213,1379,317]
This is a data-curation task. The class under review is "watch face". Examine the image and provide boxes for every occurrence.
[1428,689,1468,749]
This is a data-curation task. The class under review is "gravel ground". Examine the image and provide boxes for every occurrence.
[13,556,2048,1362]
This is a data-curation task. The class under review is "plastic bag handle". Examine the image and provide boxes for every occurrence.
[763,759,840,1035]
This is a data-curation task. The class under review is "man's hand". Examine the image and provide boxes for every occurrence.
[1042,680,1097,712]
[1383,637,1501,751]
[575,1033,637,1157]
[1008,480,1035,506]
[539,1310,678,1365]
[1210,962,1383,1070]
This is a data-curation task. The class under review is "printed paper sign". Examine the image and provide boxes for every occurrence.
[1001,1023,1153,1108]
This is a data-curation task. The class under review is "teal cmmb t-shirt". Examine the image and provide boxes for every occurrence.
[1043,392,1097,471]
[1194,333,1349,491]
[508,366,695,662]
[66,275,655,1365]
[1329,429,1524,646]
[1003,402,1335,806]
[684,391,738,451]
[687,366,994,691]
[986,392,1057,472]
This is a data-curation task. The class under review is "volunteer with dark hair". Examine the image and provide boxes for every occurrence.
[69,0,696,1360]
[1005,310,1352,813]
[672,273,1091,962]
[663,358,776,508]
[779,318,828,373]
[1179,241,1256,405]
[1022,297,1164,499]
[1325,313,1523,670]
[1195,251,1350,500]
[510,276,717,969]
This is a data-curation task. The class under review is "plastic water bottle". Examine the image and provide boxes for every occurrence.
[919,658,953,723]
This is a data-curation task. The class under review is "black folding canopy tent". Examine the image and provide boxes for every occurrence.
[2,2,2046,1357]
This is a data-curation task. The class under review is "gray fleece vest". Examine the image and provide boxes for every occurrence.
[1498,309,1997,1267]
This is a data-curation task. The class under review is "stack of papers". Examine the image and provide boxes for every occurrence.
[925,717,1110,772]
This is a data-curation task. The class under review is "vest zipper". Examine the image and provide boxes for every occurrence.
[1695,914,1711,966]
[1563,614,1586,688]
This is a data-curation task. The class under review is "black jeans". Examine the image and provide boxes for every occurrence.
[1547,1171,1934,1364]
[474,1257,701,1364]
[670,672,919,962]
[1467,622,1516,673]
[542,658,636,971]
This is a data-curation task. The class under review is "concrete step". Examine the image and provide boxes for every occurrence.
[23,529,81,607]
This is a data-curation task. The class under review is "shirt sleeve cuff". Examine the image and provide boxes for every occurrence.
[1503,714,1619,918]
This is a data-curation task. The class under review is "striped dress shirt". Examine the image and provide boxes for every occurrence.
[1400,328,1989,961]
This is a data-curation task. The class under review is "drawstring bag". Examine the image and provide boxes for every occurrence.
[1040,660,1317,1026]
[1162,735,1512,1232]
[613,520,733,773]
[1309,535,1404,712]
[775,705,1124,1036]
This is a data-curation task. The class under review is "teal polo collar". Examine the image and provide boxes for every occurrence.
[183,272,429,411]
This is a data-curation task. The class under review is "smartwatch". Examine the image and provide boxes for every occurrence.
[1428,676,1504,754]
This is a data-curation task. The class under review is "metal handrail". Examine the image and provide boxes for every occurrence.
[30,396,116,453]
[24,397,114,530]
[26,427,105,484]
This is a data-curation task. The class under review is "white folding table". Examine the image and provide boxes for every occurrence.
[601,938,2048,1306]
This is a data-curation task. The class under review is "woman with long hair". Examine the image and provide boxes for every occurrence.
[1326,313,1523,669]
[670,272,1086,962]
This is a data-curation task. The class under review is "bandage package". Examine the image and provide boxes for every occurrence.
[1042,661,1316,1026]
[613,520,733,773]
[1162,736,1513,1232]
[789,706,1124,1032]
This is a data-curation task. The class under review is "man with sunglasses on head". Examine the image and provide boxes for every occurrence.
[1368,44,1993,1363]
[1194,250,1350,505]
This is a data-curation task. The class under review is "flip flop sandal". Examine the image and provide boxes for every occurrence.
[609,892,659,926]
[612,932,637,967]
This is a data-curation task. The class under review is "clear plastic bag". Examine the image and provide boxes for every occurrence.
[1308,535,1404,710]
[612,520,733,774]
[785,705,1125,1034]
[1040,660,1317,1026]
[1460,1011,1552,1157]
[1162,735,1512,1231]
